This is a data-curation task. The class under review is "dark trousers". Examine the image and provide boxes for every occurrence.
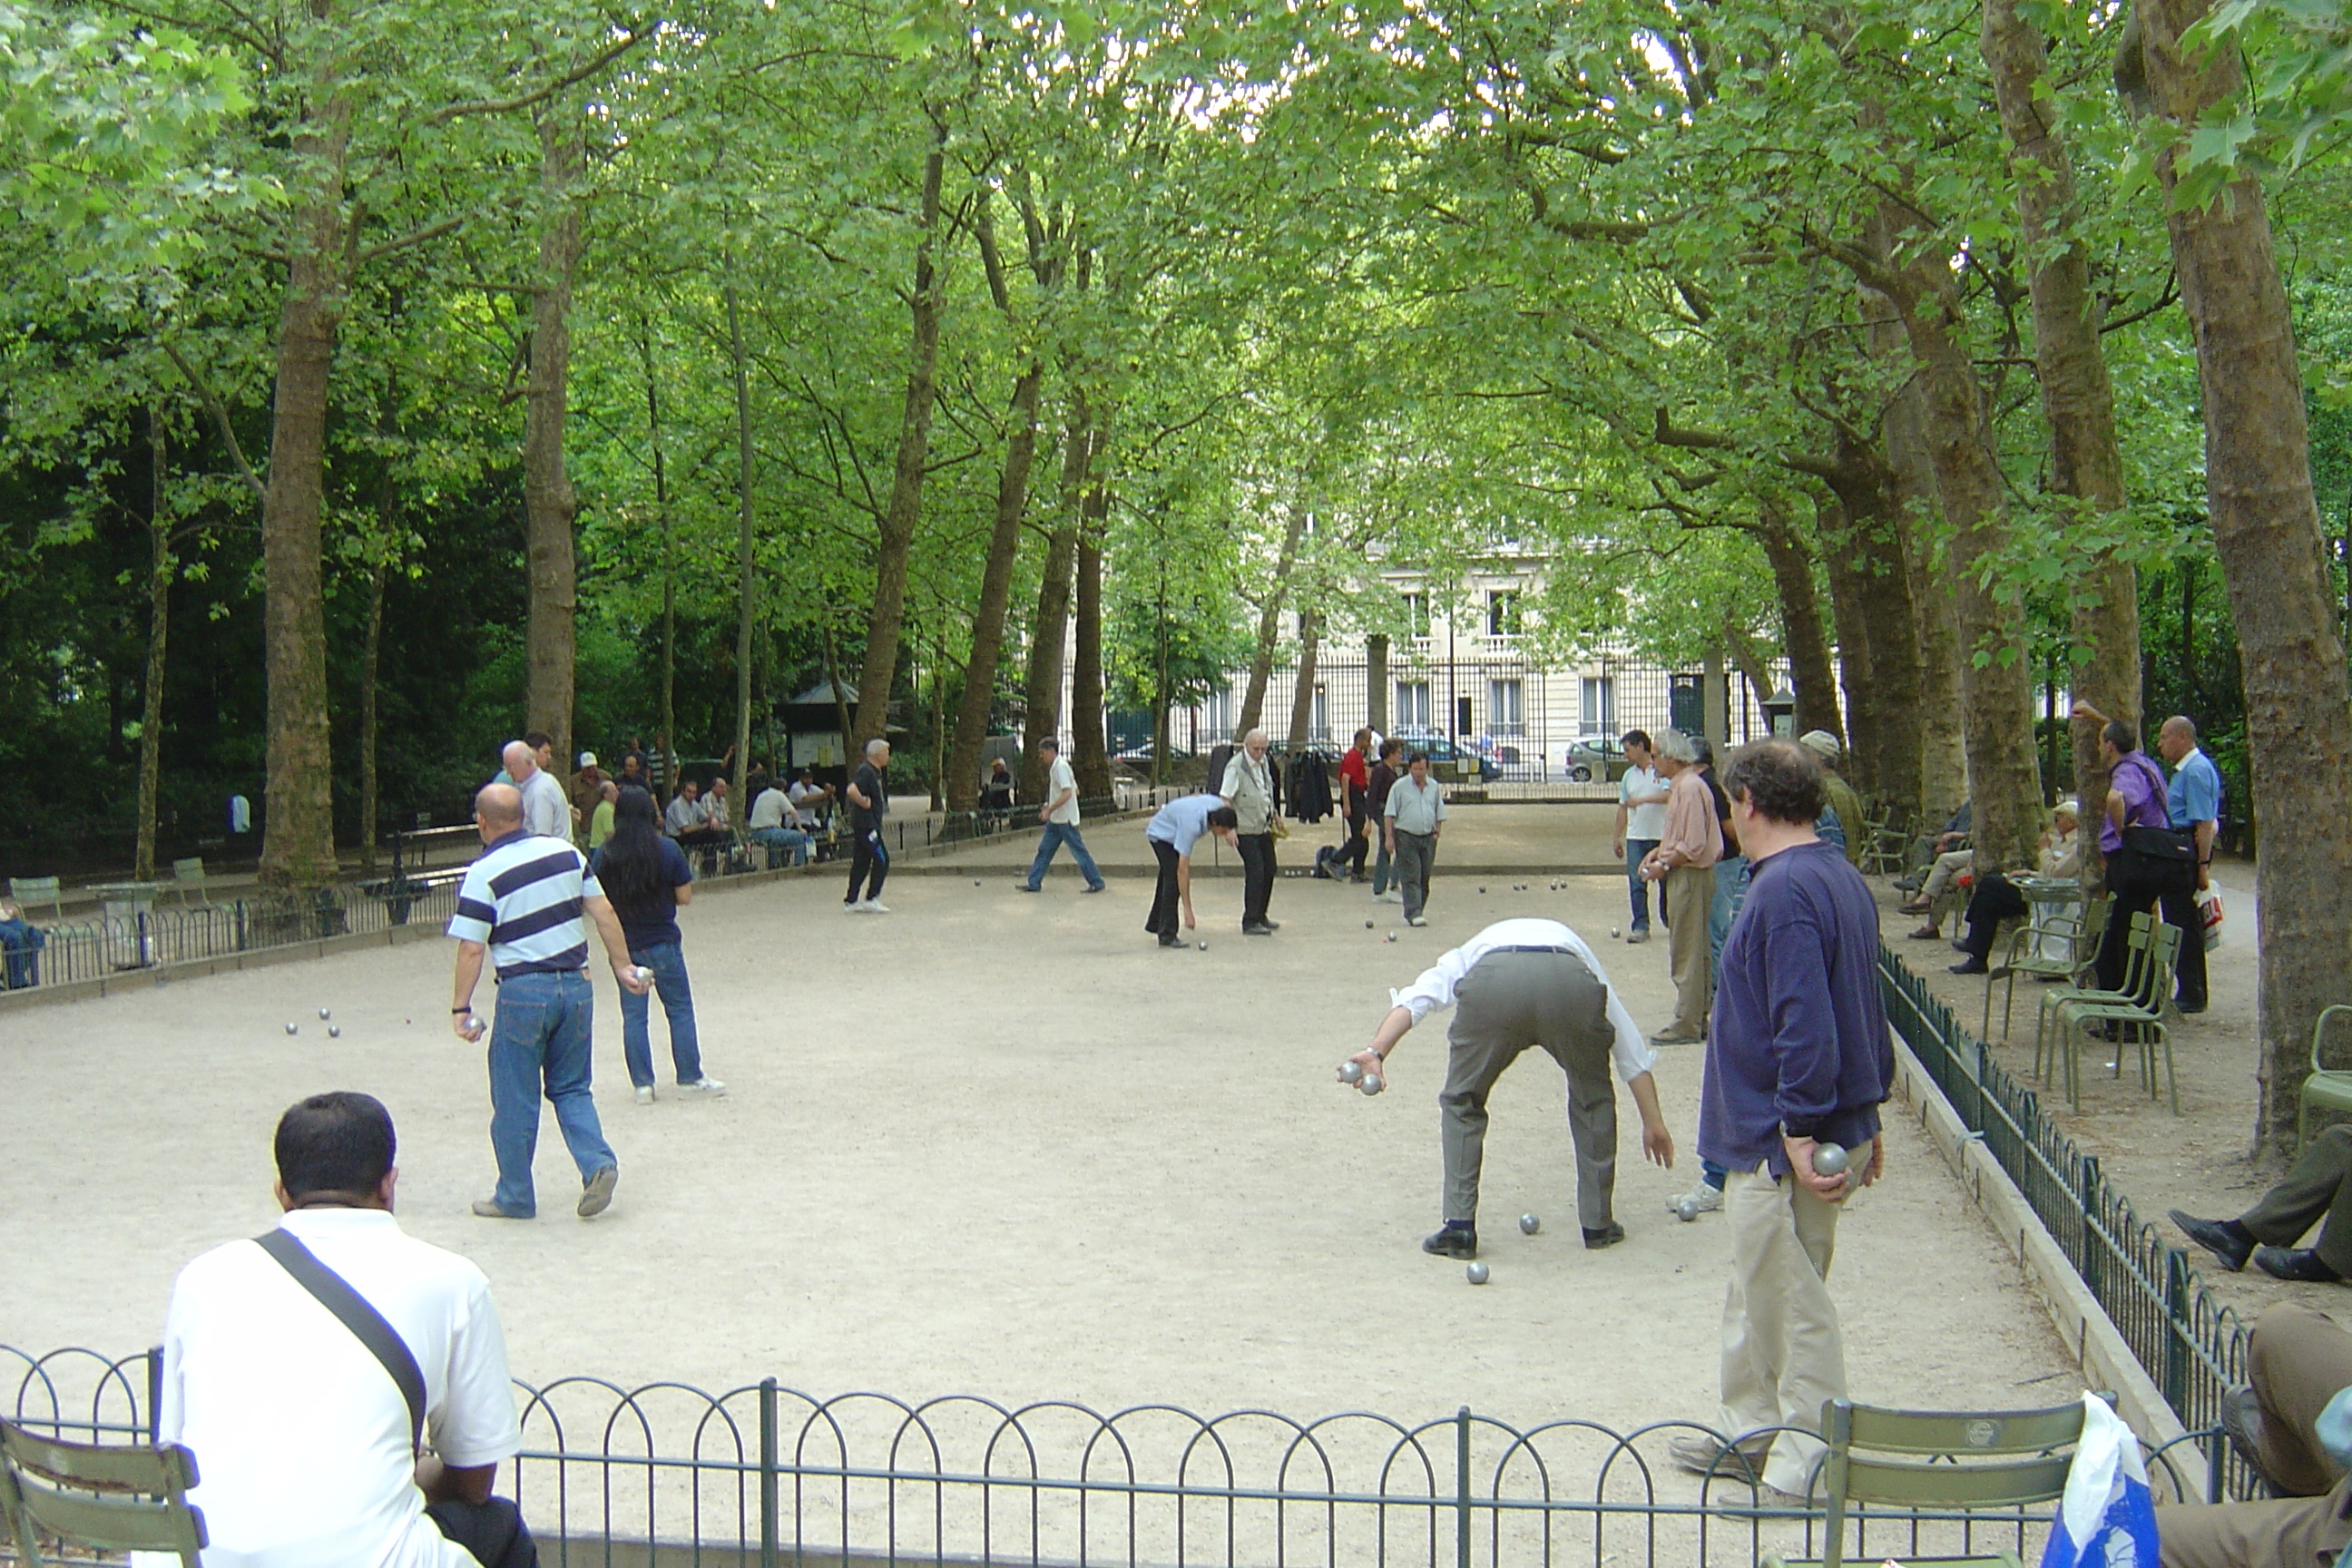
[428,1496,538,1568]
[1956,872,2031,963]
[1236,831,1275,927]
[1145,838,1183,938]
[2095,847,2205,1007]
[1339,798,1370,877]
[845,826,889,903]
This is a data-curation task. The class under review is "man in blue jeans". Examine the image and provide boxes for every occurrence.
[448,783,649,1221]
[1611,730,1669,944]
[1016,737,1107,894]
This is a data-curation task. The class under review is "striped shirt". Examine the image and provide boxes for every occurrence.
[446,830,603,980]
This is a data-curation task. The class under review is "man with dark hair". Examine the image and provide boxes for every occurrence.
[1612,730,1669,943]
[1142,793,1240,947]
[1670,738,1894,1502]
[145,1093,537,1567]
[1017,736,1107,894]
[1367,736,1406,904]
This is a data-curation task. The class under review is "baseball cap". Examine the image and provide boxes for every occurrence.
[1797,730,1840,761]
[578,751,598,769]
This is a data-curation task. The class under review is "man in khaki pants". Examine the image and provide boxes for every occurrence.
[1637,729,1720,1045]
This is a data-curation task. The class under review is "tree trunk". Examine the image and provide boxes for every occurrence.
[524,112,583,773]
[2140,0,2352,1155]
[1286,610,1321,750]
[135,407,169,882]
[947,358,1043,807]
[640,324,674,774]
[257,38,352,889]
[1072,473,1112,799]
[851,119,949,750]
[1758,506,1840,740]
[1875,230,2046,873]
[821,617,854,765]
[358,553,387,873]
[1236,502,1309,739]
[726,282,757,802]
[1819,424,1926,815]
[1821,521,1881,789]
[1982,0,2140,873]
[1018,406,1090,801]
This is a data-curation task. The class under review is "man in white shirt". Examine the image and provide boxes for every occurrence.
[1015,737,1107,894]
[142,1092,534,1568]
[1341,917,1677,1259]
[747,779,812,867]
[1612,730,1671,945]
[505,740,569,841]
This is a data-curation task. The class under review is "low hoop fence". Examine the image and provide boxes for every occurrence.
[1877,946,2255,1502]
[5,1344,2221,1567]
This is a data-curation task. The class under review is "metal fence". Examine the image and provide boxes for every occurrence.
[3,1344,2222,1568]
[1877,947,2257,1503]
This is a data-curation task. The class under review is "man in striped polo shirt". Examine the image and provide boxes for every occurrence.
[449,782,649,1221]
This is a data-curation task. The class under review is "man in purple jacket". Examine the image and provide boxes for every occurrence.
[1669,738,1894,1501]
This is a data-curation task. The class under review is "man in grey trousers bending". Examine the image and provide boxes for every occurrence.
[1342,917,1676,1259]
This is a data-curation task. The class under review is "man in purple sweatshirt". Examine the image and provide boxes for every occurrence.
[1669,738,1894,1501]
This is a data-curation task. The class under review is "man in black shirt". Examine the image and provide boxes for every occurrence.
[844,739,892,913]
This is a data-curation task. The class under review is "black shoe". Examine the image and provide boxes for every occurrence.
[1264,919,1281,930]
[1015,883,1041,893]
[1948,959,1989,975]
[1583,1222,1626,1250]
[1082,884,1107,894]
[2178,1001,2208,1015]
[2218,1386,2278,1492]
[1242,922,1275,936]
[1422,1224,1477,1259]
[2253,1246,2343,1283]
[2171,1210,2256,1272]
[1157,935,1183,948]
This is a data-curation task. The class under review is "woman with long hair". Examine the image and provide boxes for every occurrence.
[591,786,725,1103]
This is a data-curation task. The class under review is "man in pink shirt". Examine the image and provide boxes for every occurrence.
[1637,729,1721,1044]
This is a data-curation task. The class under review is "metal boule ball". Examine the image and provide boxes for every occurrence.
[1366,919,1375,929]
[1519,1213,1540,1235]
[632,965,654,985]
[1198,940,1208,950]
[1338,1060,1364,1083]
[1465,1261,1489,1285]
[1676,1197,1700,1222]
[1813,1142,1850,1176]
[284,1022,298,1035]
[1359,1073,1384,1096]
[318,1007,331,1020]
[974,879,981,887]
[1478,886,1486,894]
[1385,932,1397,943]
[1611,926,1621,939]
[327,1025,341,1038]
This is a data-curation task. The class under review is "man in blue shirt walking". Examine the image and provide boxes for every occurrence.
[2158,715,2220,1013]
[1669,739,1894,1501]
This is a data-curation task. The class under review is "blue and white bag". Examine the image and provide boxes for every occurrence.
[2039,1394,2159,1568]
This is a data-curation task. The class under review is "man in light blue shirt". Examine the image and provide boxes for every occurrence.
[1142,794,1239,947]
[2159,715,2220,1014]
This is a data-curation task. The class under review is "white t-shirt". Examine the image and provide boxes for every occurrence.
[140,1208,523,1568]
[518,768,569,839]
[1387,918,1656,1083]
[749,786,790,832]
[1620,764,1669,841]
[1044,756,1082,826]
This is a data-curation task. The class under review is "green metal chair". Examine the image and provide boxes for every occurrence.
[2034,912,2156,1081]
[1763,1395,2093,1568]
[1983,891,2109,1044]
[2049,920,2183,1115]
[169,857,211,907]
[0,1416,207,1567]
[5,877,66,924]
[2297,1004,2352,1152]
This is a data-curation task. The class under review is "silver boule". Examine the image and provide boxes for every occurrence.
[1519,1213,1540,1235]
[1611,926,1621,939]
[327,1025,341,1038]
[1813,1142,1850,1176]
[632,965,654,985]
[1366,919,1375,928]
[1675,1197,1700,1222]
[284,1022,298,1035]
[1465,1261,1489,1285]
[1338,1060,1365,1083]
[1358,1073,1384,1096]
[318,1007,331,1020]
[1385,932,1397,942]
[1198,940,1209,950]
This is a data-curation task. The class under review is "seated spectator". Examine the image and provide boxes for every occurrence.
[2151,1300,2352,1567]
[703,777,734,832]
[747,777,813,867]
[1946,801,2082,974]
[0,897,44,989]
[663,779,714,841]
[979,758,1015,830]
[2172,1138,2352,1283]
[141,1092,536,1568]
[787,769,834,830]
[1896,801,1971,891]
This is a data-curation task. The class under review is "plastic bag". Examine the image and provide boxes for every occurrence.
[2196,887,2223,951]
[2038,1393,2159,1568]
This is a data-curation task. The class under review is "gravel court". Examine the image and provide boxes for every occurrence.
[0,849,2073,1438]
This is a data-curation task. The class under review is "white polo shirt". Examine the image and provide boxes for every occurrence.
[1621,764,1669,840]
[141,1207,522,1568]
[1387,918,1657,1083]
[1044,755,1082,826]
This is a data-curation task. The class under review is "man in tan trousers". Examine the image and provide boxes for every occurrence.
[2157,1302,2352,1568]
[1637,728,1720,1046]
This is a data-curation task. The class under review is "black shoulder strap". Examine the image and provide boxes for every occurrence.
[254,1228,426,1456]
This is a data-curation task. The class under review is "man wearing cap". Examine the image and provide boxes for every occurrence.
[1798,731,1867,869]
[1341,917,1675,1259]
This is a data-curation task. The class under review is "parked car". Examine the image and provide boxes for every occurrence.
[1563,735,1633,783]
[1389,732,1503,784]
[1113,740,1195,766]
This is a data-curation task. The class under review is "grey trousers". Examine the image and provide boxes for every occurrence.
[1396,830,1436,920]
[2240,1126,2352,1279]
[1438,948,1618,1231]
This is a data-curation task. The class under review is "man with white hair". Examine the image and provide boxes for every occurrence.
[1220,728,1279,936]
[1636,730,1720,1045]
[504,740,569,840]
[844,738,893,913]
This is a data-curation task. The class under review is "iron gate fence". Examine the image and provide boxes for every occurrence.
[3,1345,2220,1568]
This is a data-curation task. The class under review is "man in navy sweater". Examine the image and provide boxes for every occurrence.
[1669,738,1894,1501]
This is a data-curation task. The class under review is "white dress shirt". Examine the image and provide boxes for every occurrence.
[1387,918,1657,1083]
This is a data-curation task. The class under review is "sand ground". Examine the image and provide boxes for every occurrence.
[3,808,2073,1446]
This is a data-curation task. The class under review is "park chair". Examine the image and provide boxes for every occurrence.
[5,877,65,924]
[0,1417,207,1567]
[2034,912,2158,1079]
[2048,920,2183,1115]
[169,857,210,907]
[1762,1396,2093,1568]
[1983,891,2109,1043]
[2297,1004,2352,1152]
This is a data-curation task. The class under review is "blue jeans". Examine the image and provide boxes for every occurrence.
[619,938,703,1088]
[1709,856,1749,971]
[1624,838,1659,929]
[751,825,811,867]
[1025,822,1105,889]
[1372,836,1394,895]
[486,969,615,1217]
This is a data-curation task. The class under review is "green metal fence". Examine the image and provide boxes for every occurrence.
[1877,946,2255,1502]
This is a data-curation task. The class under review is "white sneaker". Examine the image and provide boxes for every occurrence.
[1666,1181,1723,1215]
[844,900,866,913]
[1406,915,1428,926]
[864,899,890,914]
[634,1086,655,1105]
[678,1077,727,1097]
[1374,890,1401,904]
